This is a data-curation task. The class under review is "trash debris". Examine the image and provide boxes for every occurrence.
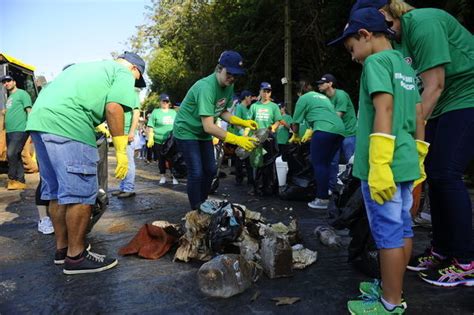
[235,227,260,262]
[259,229,293,278]
[207,202,245,254]
[314,225,342,248]
[261,219,301,245]
[119,224,178,259]
[250,290,261,302]
[272,296,301,306]
[174,211,212,262]
[198,254,261,298]
[292,244,317,269]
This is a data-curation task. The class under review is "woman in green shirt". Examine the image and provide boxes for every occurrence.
[355,0,474,287]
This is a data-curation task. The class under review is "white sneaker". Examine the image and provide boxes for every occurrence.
[38,217,55,234]
[308,198,329,209]
[159,176,167,184]
[172,177,179,185]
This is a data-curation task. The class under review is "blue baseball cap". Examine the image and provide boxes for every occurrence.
[218,50,245,76]
[260,82,272,90]
[328,7,395,46]
[240,90,253,100]
[1,75,14,82]
[160,93,170,101]
[351,0,388,14]
[316,74,337,85]
[118,51,146,88]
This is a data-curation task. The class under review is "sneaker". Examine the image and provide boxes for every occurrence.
[407,247,447,271]
[412,212,431,228]
[63,250,118,275]
[308,198,329,209]
[199,199,222,215]
[117,191,136,199]
[348,298,405,315]
[38,217,54,235]
[159,176,167,184]
[172,177,179,185]
[418,259,474,287]
[359,280,408,309]
[111,190,123,196]
[54,244,91,265]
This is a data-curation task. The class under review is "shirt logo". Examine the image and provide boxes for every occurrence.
[215,98,227,116]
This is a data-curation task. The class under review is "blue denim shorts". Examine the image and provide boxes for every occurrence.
[31,132,99,205]
[361,181,414,249]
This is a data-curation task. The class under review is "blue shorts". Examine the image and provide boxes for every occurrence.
[31,132,99,205]
[361,181,414,249]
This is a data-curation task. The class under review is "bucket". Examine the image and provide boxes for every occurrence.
[275,156,289,186]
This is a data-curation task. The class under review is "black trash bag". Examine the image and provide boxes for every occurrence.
[279,176,316,201]
[161,133,187,179]
[253,134,279,196]
[207,202,245,254]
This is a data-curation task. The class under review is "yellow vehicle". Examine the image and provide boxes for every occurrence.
[0,53,39,169]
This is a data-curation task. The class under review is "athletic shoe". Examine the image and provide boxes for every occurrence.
[412,212,431,228]
[63,250,117,275]
[38,217,54,235]
[54,244,91,265]
[359,279,407,309]
[111,190,123,196]
[418,259,474,287]
[348,298,405,314]
[117,191,136,199]
[407,247,447,271]
[172,177,179,185]
[307,198,329,209]
[159,176,167,184]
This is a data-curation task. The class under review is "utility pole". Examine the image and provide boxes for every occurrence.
[284,0,293,113]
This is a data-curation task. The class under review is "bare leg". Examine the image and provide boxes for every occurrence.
[403,237,413,267]
[65,204,91,257]
[49,200,67,250]
[380,248,405,305]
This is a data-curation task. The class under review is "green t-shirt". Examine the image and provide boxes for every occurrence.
[26,60,137,147]
[147,108,177,144]
[353,50,421,182]
[173,73,233,141]
[330,89,357,137]
[248,101,282,129]
[124,96,140,135]
[5,89,32,133]
[276,114,293,144]
[229,102,251,135]
[292,91,345,136]
[394,8,474,119]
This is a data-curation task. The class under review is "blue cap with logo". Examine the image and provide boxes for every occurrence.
[1,75,14,82]
[118,51,146,88]
[328,7,394,46]
[351,0,388,14]
[218,51,245,76]
[260,82,272,90]
[316,74,337,85]
[160,93,170,101]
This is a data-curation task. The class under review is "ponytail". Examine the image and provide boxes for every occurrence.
[382,0,415,19]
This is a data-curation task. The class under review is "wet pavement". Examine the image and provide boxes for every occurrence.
[1,154,473,314]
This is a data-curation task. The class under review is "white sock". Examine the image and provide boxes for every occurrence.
[381,296,399,311]
[37,205,48,219]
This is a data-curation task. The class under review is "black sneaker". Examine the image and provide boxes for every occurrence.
[407,247,447,271]
[111,190,123,196]
[54,244,91,265]
[63,250,118,275]
[117,191,136,199]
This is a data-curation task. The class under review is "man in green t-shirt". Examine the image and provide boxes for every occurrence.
[1,75,32,190]
[276,103,293,154]
[317,73,358,191]
[26,51,146,275]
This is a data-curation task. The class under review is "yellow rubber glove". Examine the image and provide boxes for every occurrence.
[413,140,430,188]
[147,129,154,148]
[301,129,313,143]
[224,132,257,151]
[229,116,258,130]
[112,135,129,180]
[288,133,300,144]
[95,123,110,138]
[212,137,219,145]
[368,133,397,205]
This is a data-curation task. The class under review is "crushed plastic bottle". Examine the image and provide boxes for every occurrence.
[198,254,260,298]
[235,128,269,160]
[313,225,342,248]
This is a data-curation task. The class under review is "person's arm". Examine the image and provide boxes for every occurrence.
[220,110,232,122]
[128,109,140,142]
[202,116,227,139]
[415,103,425,141]
[419,66,445,120]
[280,119,290,129]
[106,102,125,136]
[372,93,393,134]
[270,121,280,133]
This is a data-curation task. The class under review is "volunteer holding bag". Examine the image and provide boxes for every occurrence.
[173,51,258,211]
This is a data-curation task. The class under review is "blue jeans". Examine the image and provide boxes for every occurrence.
[119,144,136,192]
[425,108,474,261]
[6,131,29,183]
[361,181,414,249]
[31,132,99,205]
[329,135,356,191]
[310,131,343,199]
[176,139,217,210]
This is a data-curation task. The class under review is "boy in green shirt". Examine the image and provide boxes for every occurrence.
[233,90,254,185]
[329,7,427,314]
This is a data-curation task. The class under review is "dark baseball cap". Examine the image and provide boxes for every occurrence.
[260,82,272,90]
[1,75,14,82]
[328,7,395,46]
[118,51,146,88]
[316,74,337,85]
[160,93,170,101]
[218,50,245,76]
[351,0,388,14]
[240,90,253,100]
